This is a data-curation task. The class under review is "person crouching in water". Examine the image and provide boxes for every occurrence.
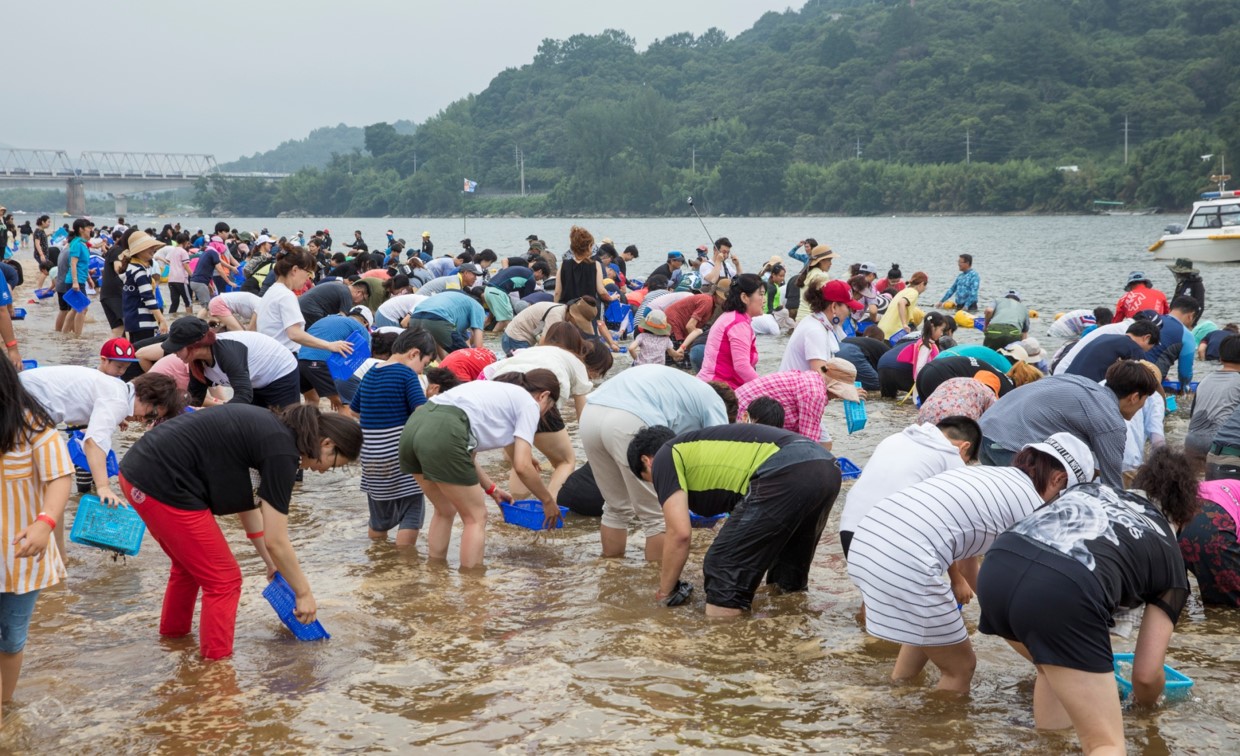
[628,423,841,615]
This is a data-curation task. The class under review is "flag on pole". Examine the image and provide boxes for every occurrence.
[463,178,478,193]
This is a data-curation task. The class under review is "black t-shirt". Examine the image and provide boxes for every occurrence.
[915,355,1015,400]
[119,404,301,516]
[1065,334,1146,383]
[329,261,358,279]
[33,228,48,259]
[101,245,124,298]
[842,336,891,368]
[1007,483,1189,624]
[650,263,674,281]
[298,281,354,326]
[651,424,830,517]
[506,256,528,269]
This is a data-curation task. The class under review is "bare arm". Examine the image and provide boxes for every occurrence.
[1130,604,1175,706]
[260,499,317,624]
[657,491,692,597]
[239,507,276,579]
[285,323,352,354]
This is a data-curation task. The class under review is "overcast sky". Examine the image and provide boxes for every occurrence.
[6,0,797,161]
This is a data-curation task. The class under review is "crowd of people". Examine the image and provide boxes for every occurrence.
[1,212,1237,753]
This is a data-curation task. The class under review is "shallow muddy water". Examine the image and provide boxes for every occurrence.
[4,214,1239,753]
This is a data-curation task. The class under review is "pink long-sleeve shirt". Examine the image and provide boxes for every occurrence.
[696,310,758,389]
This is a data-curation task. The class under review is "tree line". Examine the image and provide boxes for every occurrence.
[197,0,1240,217]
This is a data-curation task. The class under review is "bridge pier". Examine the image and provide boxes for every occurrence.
[113,194,128,217]
[66,178,86,217]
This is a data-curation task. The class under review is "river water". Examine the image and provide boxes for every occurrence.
[6,214,1240,754]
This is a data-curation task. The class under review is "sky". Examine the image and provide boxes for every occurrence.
[6,0,798,162]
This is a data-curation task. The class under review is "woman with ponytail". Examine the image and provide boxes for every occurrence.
[118,403,361,659]
[258,241,354,359]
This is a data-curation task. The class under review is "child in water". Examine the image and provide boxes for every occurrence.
[630,310,679,366]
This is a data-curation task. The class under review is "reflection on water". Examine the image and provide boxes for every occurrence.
[7,216,1240,752]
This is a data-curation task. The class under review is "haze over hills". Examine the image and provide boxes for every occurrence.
[219,121,416,173]
[200,0,1240,217]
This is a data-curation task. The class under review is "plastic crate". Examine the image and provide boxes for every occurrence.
[690,512,727,529]
[63,288,90,312]
[33,288,56,299]
[69,494,147,556]
[973,317,987,331]
[837,457,862,480]
[1162,380,1199,393]
[20,359,37,370]
[326,330,371,380]
[12,307,26,320]
[498,499,568,530]
[1112,653,1193,702]
[843,382,867,434]
[66,431,120,477]
[262,573,331,641]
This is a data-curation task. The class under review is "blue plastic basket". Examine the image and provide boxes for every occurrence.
[20,359,37,370]
[499,499,569,530]
[973,317,987,331]
[690,511,727,528]
[837,457,862,480]
[33,288,56,299]
[12,307,26,320]
[1112,653,1193,702]
[843,382,867,434]
[63,288,90,312]
[326,330,371,380]
[1162,380,1199,393]
[262,573,331,641]
[69,494,147,556]
[66,431,120,477]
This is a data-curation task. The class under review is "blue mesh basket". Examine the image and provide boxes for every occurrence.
[499,499,568,530]
[63,288,90,312]
[690,512,727,529]
[262,573,331,641]
[12,307,26,320]
[326,330,371,380]
[1112,653,1193,702]
[66,431,120,476]
[973,317,987,331]
[69,494,147,556]
[21,359,37,370]
[843,383,867,435]
[837,457,862,480]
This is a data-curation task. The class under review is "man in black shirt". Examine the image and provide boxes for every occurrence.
[347,230,368,254]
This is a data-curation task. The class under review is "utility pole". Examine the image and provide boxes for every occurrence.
[519,149,526,196]
[413,150,417,174]
[855,137,862,159]
[1123,115,1130,165]
[692,146,696,174]
[965,129,971,165]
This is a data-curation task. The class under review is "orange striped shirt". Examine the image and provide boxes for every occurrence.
[1,424,72,593]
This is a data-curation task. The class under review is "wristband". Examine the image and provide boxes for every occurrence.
[484,483,497,496]
[36,513,57,531]
[246,530,265,539]
[5,340,17,349]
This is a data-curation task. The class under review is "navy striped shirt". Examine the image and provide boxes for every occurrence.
[350,362,427,498]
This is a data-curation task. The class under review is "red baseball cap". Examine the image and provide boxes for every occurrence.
[100,337,139,362]
[821,279,863,311]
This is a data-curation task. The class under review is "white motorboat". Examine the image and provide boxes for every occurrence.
[1150,189,1240,262]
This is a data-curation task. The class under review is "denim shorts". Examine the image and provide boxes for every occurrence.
[0,590,42,654]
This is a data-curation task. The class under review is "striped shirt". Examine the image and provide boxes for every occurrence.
[847,466,1043,645]
[2,423,72,593]
[978,373,1126,487]
[122,260,159,332]
[734,370,828,441]
[349,362,426,499]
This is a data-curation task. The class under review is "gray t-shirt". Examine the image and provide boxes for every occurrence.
[989,297,1030,331]
[1187,371,1240,455]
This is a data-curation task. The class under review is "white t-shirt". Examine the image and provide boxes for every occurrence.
[207,331,299,388]
[215,291,262,319]
[839,423,965,534]
[377,293,428,322]
[430,380,541,451]
[257,282,306,353]
[779,313,842,372]
[19,366,132,452]
[481,345,592,402]
[1048,309,1098,339]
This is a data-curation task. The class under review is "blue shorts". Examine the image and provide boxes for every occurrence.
[0,590,42,654]
[501,333,530,356]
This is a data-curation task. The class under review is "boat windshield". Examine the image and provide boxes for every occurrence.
[1189,203,1240,229]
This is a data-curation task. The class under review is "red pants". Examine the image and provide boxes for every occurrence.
[120,474,242,660]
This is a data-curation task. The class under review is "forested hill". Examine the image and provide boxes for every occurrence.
[220,121,416,173]
[200,0,1240,217]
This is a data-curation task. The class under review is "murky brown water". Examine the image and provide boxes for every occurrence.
[5,216,1240,754]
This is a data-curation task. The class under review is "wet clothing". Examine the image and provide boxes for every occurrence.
[1064,334,1146,383]
[651,424,839,610]
[1179,480,1240,606]
[979,484,1188,672]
